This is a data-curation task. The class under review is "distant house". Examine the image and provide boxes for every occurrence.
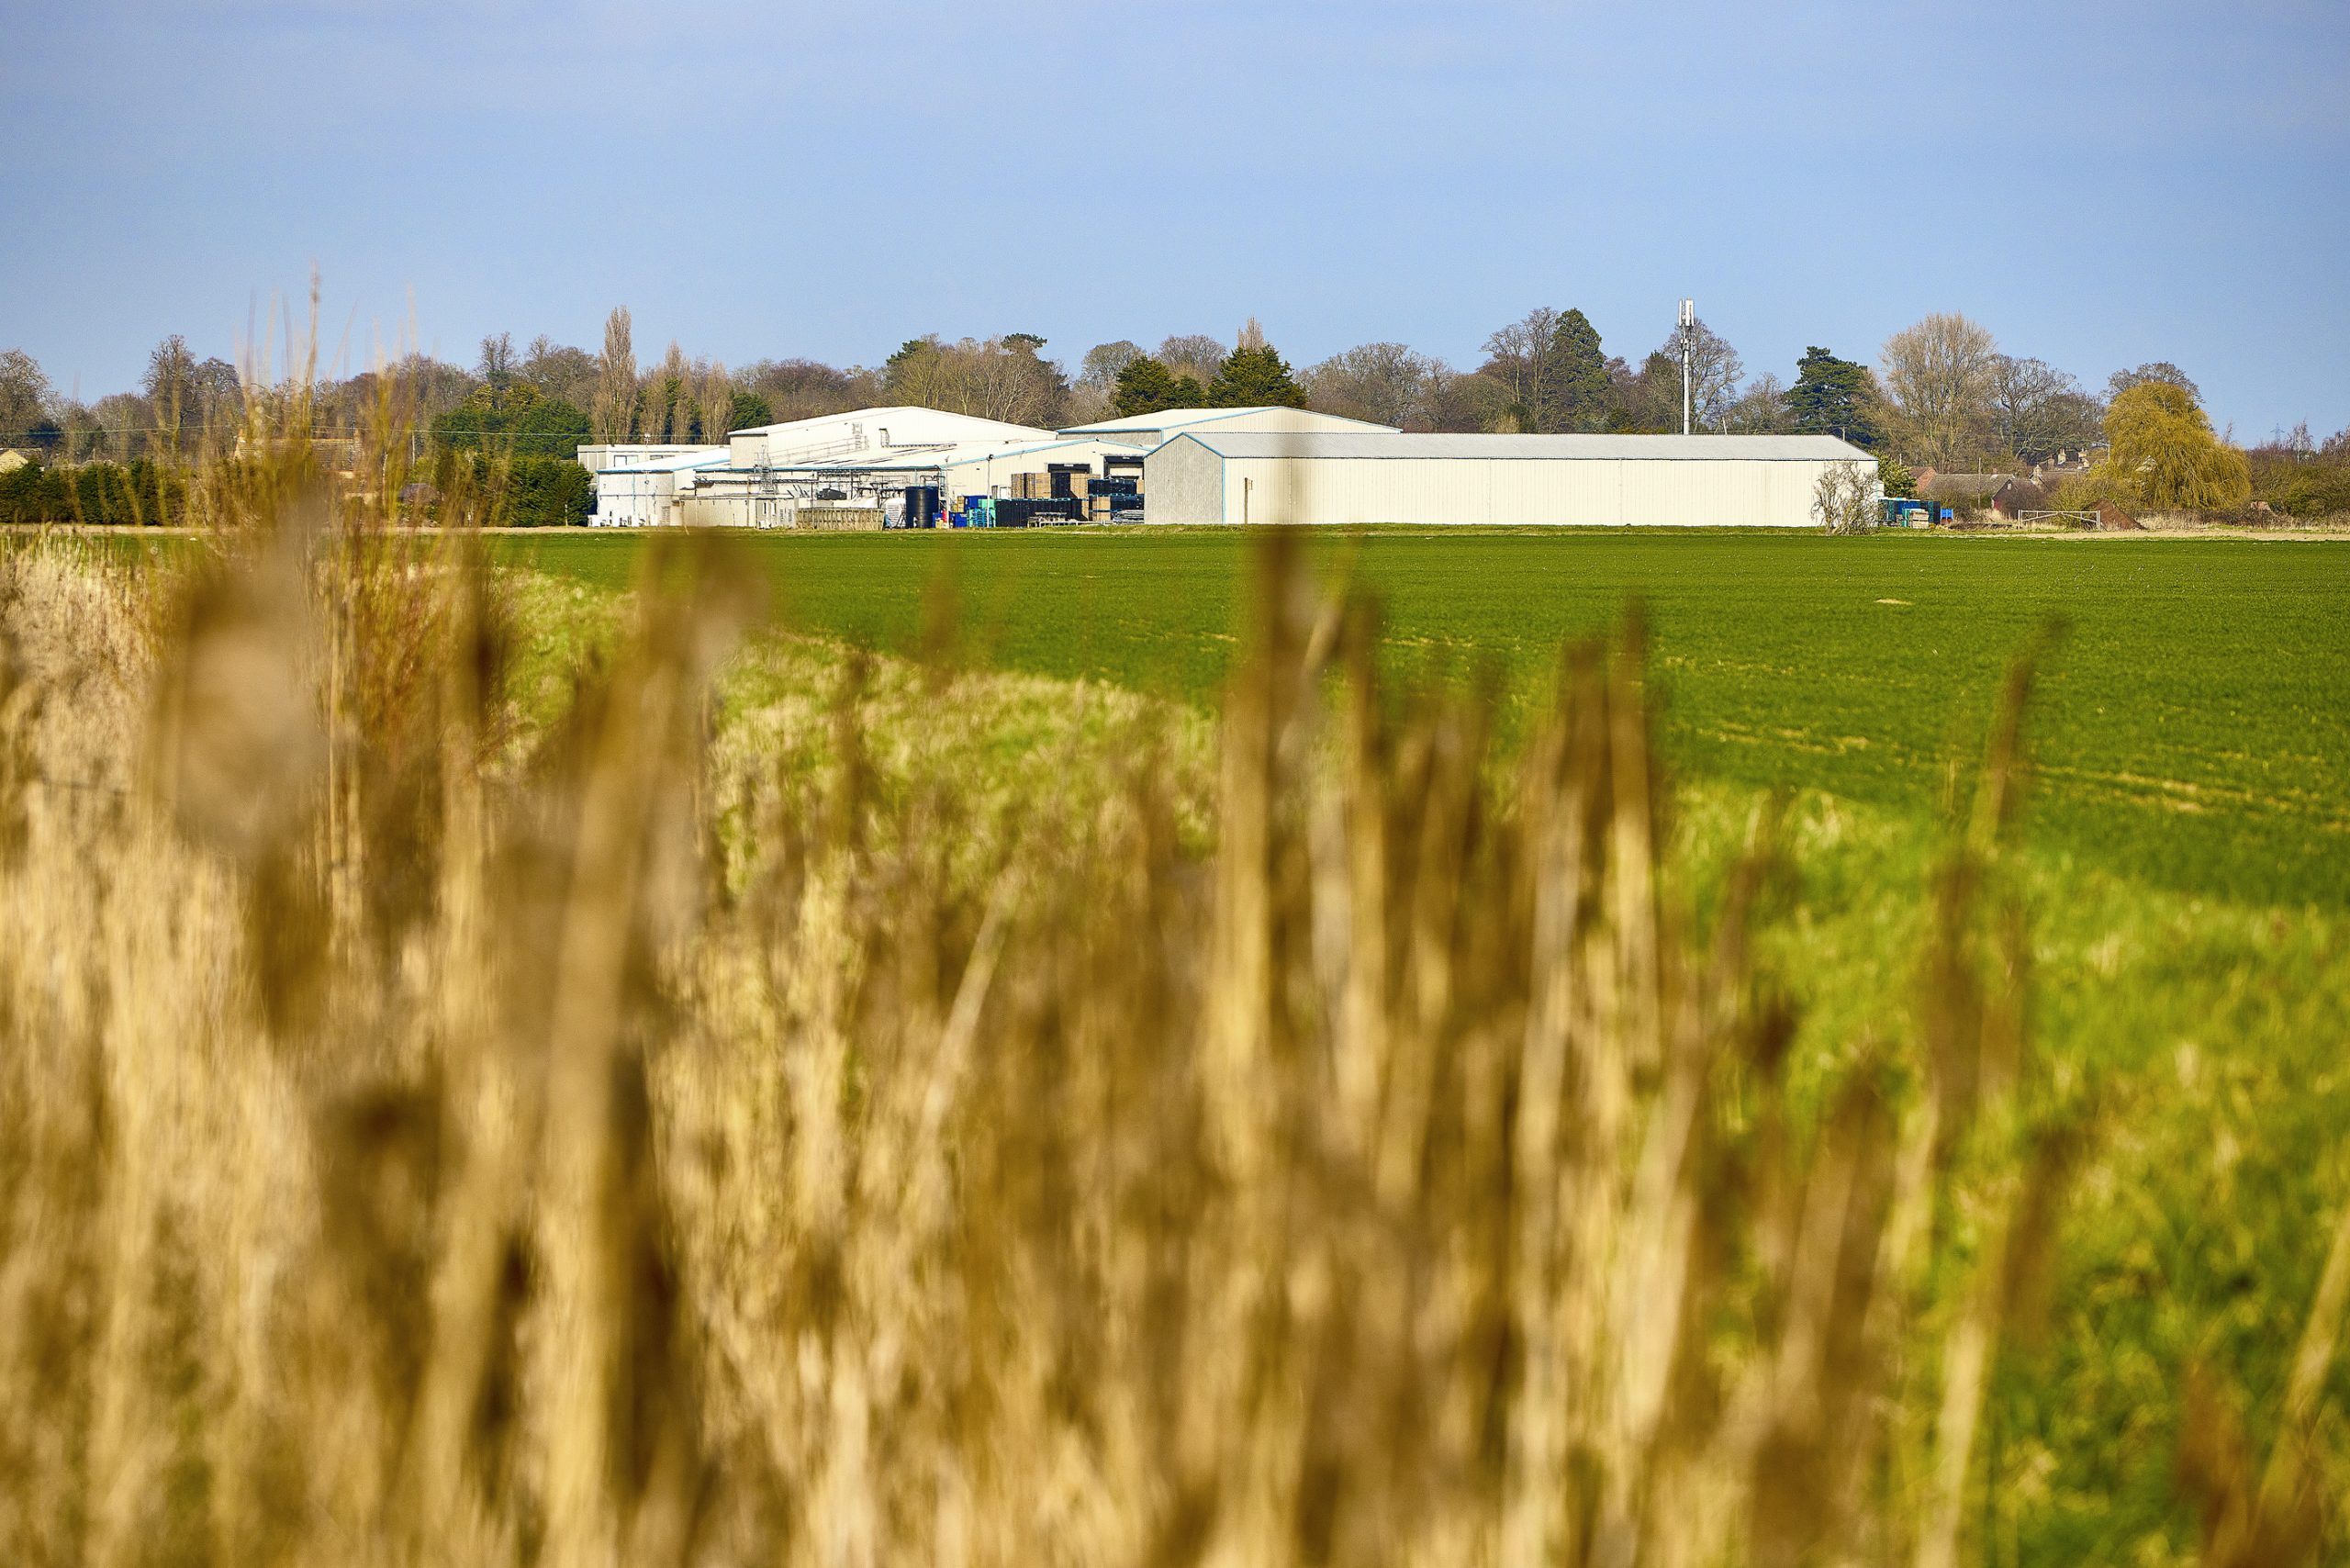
[0,450,33,475]
[2031,450,2097,482]
[1918,470,2046,521]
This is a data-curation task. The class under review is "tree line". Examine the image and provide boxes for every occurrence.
[7,305,2348,520]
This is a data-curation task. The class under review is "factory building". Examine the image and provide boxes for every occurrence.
[585,407,1067,527]
[579,408,1874,530]
[1141,433,1876,528]
[677,436,1148,527]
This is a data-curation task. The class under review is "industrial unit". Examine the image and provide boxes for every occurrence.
[584,447,734,527]
[1140,432,1877,528]
[579,409,1875,530]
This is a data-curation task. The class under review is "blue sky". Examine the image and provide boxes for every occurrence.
[4,0,2345,438]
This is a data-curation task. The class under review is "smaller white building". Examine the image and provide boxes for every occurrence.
[584,446,731,527]
[576,443,715,473]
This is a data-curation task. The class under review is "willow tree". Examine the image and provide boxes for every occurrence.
[2100,381,2250,510]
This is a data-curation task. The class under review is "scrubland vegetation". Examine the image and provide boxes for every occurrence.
[2,387,2350,1568]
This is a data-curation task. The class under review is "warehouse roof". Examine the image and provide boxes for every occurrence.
[1059,407,1399,439]
[610,447,733,474]
[733,406,1049,441]
[761,436,1113,475]
[1162,433,1876,461]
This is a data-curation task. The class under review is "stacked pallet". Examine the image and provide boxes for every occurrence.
[795,505,884,532]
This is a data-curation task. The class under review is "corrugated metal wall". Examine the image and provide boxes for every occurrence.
[1144,441,1227,524]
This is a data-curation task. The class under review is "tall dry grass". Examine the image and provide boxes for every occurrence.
[0,407,2342,1566]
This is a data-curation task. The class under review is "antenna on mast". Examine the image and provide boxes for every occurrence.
[1677,298,1695,436]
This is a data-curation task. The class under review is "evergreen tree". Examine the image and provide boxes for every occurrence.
[1785,346,1882,447]
[1204,342,1307,409]
[728,390,773,431]
[1112,356,1197,418]
[1551,308,1613,431]
[431,381,592,458]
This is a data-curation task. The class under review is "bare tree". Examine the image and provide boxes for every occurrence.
[1077,342,1143,393]
[141,335,201,449]
[477,332,517,386]
[641,342,691,443]
[1651,316,1743,430]
[1879,312,1999,468]
[1158,334,1226,388]
[1065,342,1142,425]
[1304,342,1436,428]
[520,336,600,410]
[699,361,735,444]
[1420,362,1504,432]
[593,308,637,443]
[1478,307,1566,431]
[1987,356,2100,465]
[0,348,52,442]
[91,392,151,461]
[883,336,1067,427]
[742,358,877,423]
[2105,361,2201,407]
[312,353,472,442]
[1721,372,1793,433]
[1611,351,1682,433]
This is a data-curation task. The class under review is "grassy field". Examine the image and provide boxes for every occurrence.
[506,528,2350,908]
[502,525,2350,1566]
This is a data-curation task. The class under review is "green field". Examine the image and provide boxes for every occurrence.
[499,527,2350,1560]
[506,528,2350,909]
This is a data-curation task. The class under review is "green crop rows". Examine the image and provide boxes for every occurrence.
[507,528,2350,909]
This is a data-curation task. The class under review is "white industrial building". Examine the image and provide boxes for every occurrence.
[578,407,1874,530]
[1141,433,1876,528]
[586,407,1070,527]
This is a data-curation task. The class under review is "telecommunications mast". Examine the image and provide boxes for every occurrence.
[1678,298,1695,435]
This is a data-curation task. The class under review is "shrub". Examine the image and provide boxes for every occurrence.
[503,454,593,526]
[0,458,186,524]
[2264,461,2350,519]
[0,459,71,523]
[1812,457,1879,532]
[432,451,592,526]
[2048,469,2139,515]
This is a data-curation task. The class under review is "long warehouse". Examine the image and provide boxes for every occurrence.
[1142,432,1876,527]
